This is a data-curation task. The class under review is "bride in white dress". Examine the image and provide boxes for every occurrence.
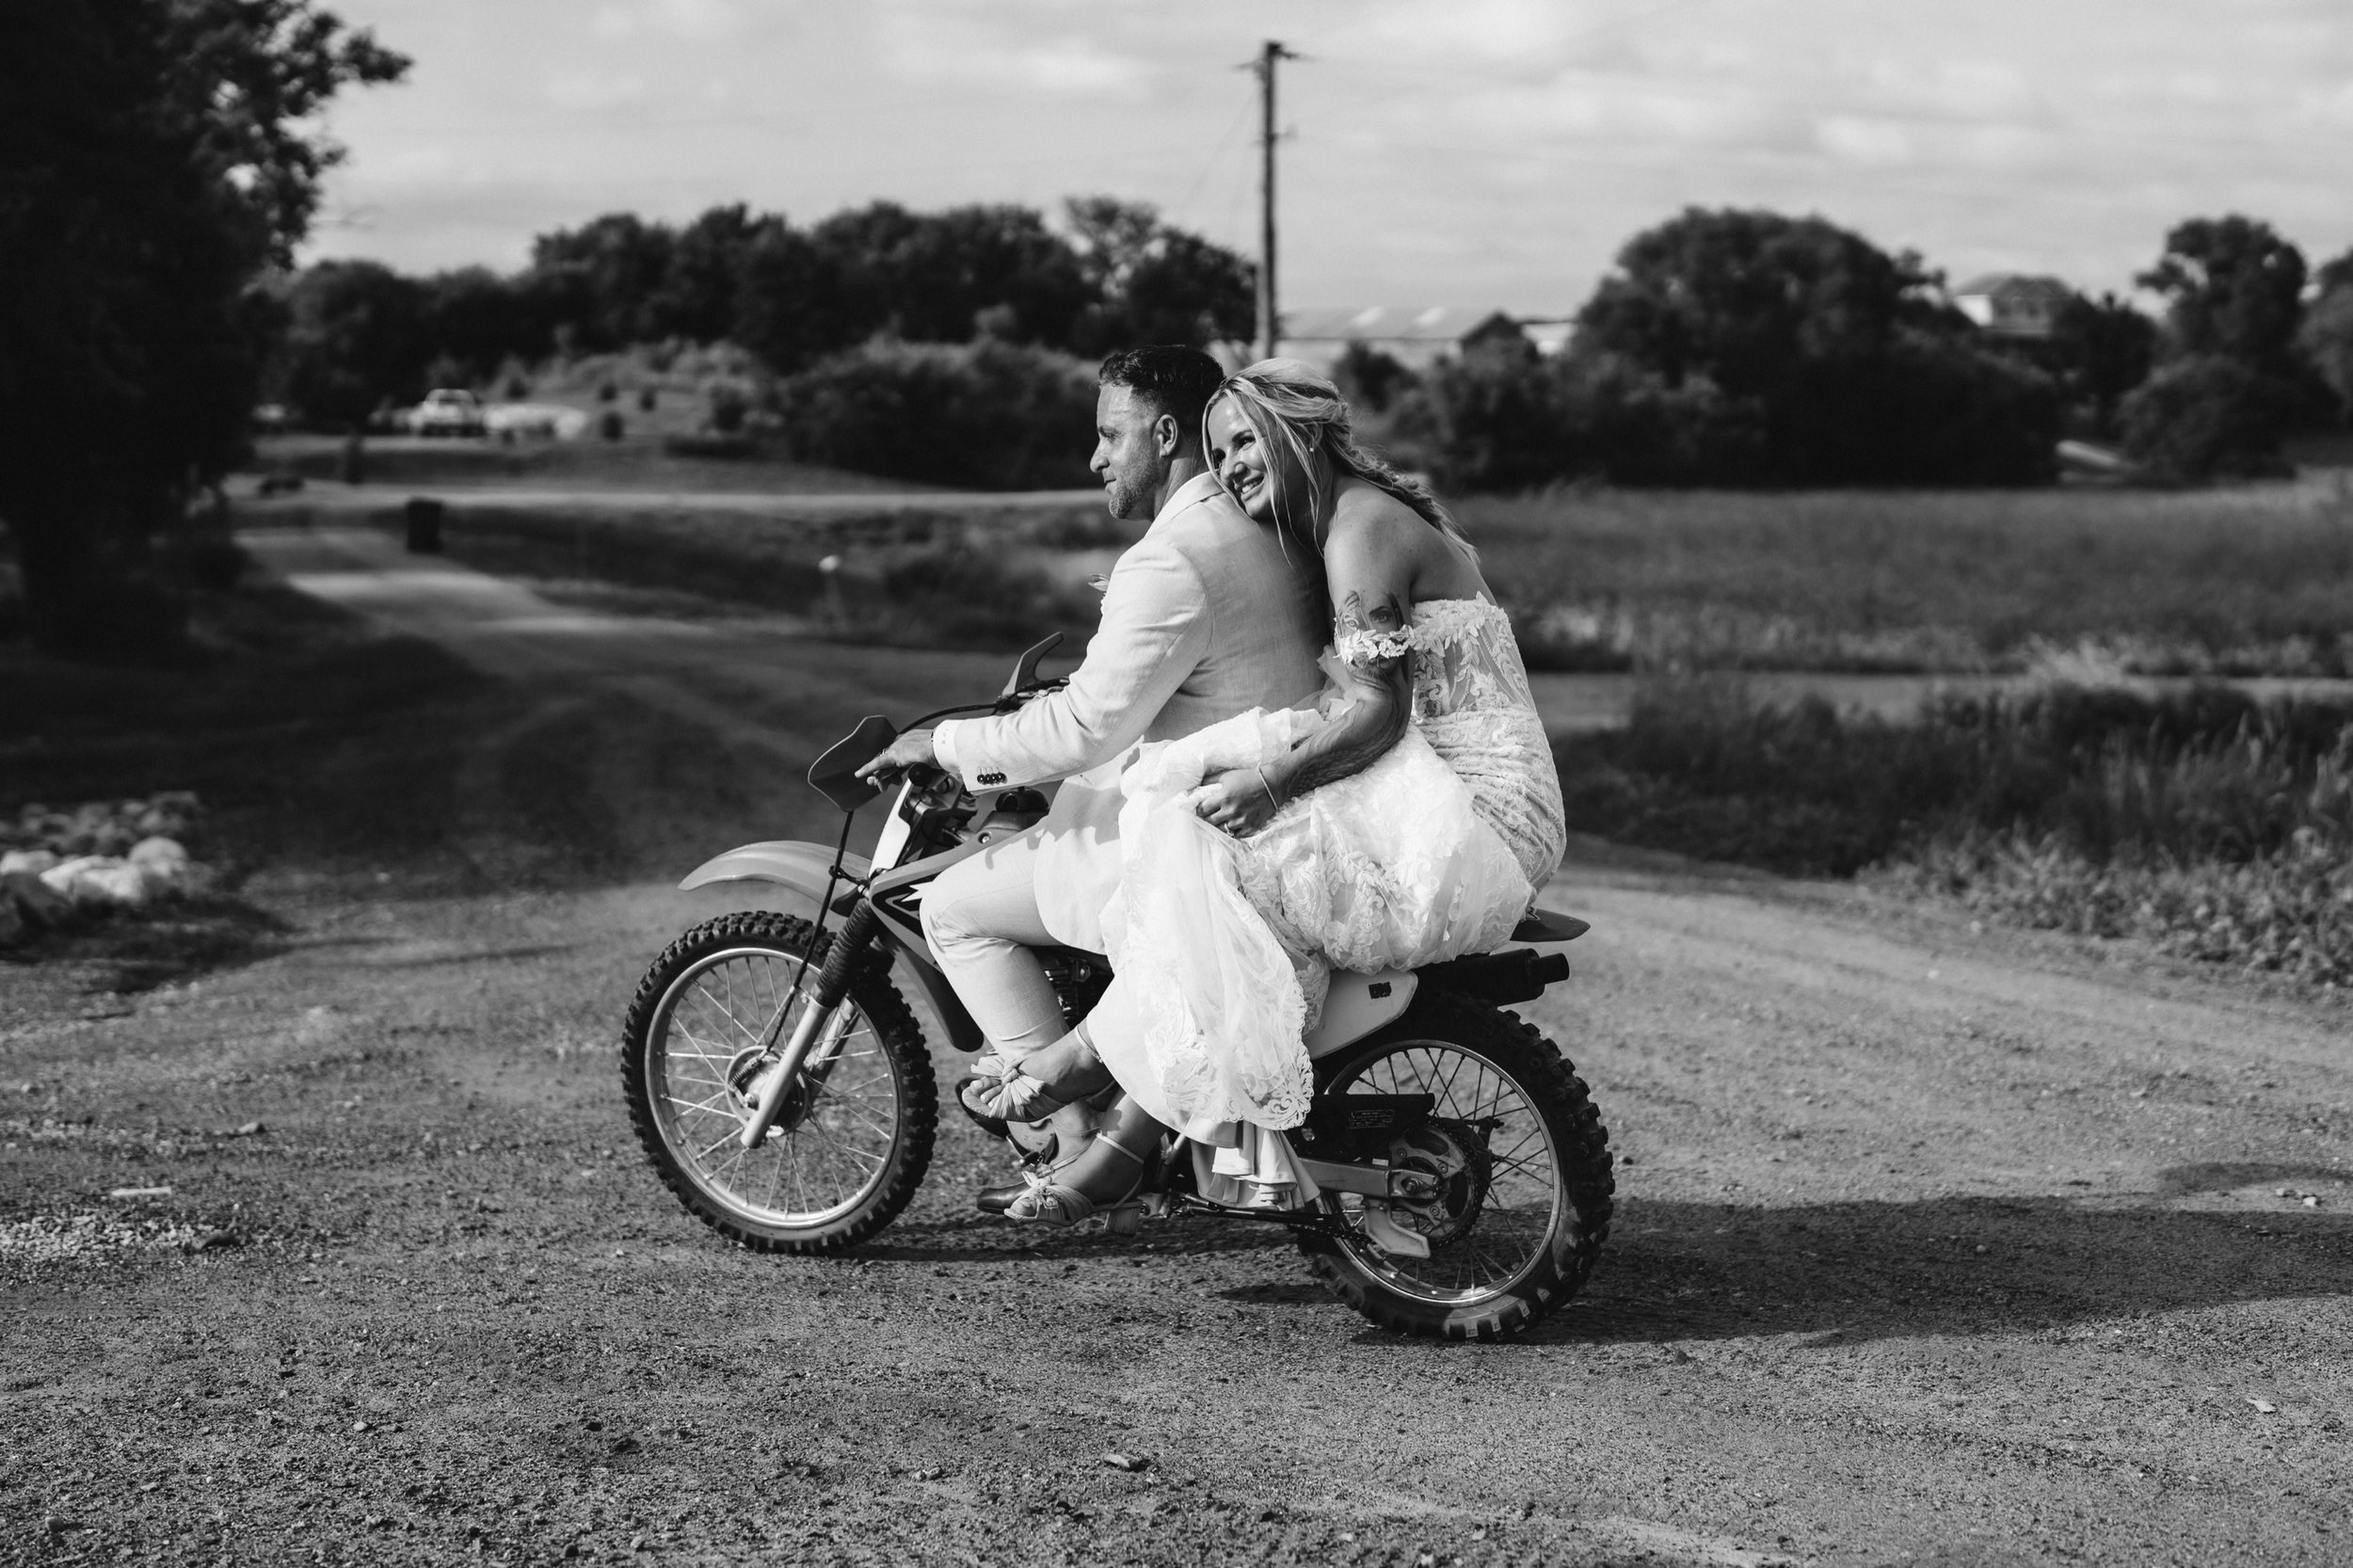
[962,359,1566,1222]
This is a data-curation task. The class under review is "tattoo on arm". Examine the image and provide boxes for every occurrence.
[1278,590,1413,800]
[1339,589,1406,636]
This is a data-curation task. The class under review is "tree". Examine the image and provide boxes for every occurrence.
[0,0,407,656]
[2137,216,2307,377]
[1123,230,1255,349]
[731,219,861,375]
[652,203,765,344]
[812,202,1094,346]
[528,212,677,350]
[2296,281,2353,426]
[2045,292,2158,436]
[1064,196,1164,299]
[1575,208,1945,400]
[274,260,431,425]
[1567,207,2056,486]
[422,265,547,382]
[1061,196,1255,351]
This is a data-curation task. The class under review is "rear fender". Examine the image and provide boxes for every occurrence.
[1305,969,1417,1061]
[676,840,984,1056]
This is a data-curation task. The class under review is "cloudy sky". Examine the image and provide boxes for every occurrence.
[306,0,2353,313]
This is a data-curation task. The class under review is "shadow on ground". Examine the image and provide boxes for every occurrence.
[1515,1188,2353,1348]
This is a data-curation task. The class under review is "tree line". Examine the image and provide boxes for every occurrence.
[272,197,1256,426]
[1357,208,2353,490]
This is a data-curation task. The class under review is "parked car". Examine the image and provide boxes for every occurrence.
[403,389,487,438]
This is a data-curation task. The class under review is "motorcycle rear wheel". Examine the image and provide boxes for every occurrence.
[1297,991,1614,1341]
[621,911,936,1254]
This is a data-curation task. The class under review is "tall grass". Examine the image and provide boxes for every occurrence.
[1557,680,2353,987]
[1465,475,2353,675]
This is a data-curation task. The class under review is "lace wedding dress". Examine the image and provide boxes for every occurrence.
[1089,597,1566,1187]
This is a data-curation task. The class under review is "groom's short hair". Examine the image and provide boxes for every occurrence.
[1098,346,1225,443]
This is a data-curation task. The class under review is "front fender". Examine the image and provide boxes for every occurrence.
[678,840,872,899]
[675,840,983,1056]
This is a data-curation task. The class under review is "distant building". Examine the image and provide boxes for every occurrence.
[1951,273,2073,340]
[1276,306,1575,369]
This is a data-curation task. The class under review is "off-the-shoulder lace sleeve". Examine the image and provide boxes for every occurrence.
[1334,626,1415,666]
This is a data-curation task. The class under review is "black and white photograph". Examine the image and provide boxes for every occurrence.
[5,2,2352,1562]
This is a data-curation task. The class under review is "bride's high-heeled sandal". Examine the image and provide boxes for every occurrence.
[1003,1128,1153,1227]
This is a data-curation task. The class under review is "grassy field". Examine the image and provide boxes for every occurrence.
[1464,474,2353,676]
[252,432,924,495]
[262,461,2353,677]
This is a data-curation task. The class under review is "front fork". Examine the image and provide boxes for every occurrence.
[737,904,879,1149]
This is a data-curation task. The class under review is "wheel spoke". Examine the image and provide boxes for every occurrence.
[648,950,908,1222]
[1321,1032,1585,1310]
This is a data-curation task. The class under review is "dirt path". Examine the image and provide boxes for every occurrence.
[239,477,1102,517]
[6,543,2351,1566]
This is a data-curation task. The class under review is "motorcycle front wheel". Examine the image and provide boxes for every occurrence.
[621,910,936,1254]
[1297,991,1614,1341]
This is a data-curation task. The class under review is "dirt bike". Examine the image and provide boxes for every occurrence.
[620,634,1615,1340]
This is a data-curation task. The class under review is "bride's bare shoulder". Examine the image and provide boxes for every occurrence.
[1327,479,1428,556]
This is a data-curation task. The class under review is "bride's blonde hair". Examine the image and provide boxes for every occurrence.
[1208,358,1476,558]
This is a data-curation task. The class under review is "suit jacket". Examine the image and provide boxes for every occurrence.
[933,472,1326,952]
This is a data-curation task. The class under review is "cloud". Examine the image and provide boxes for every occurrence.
[877,8,1154,96]
[542,72,650,111]
[1815,115,1913,167]
[588,0,746,43]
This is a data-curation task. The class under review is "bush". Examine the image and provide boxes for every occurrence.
[774,338,1097,489]
[2120,355,2296,480]
[1401,343,1572,492]
[1559,677,2353,984]
[707,382,748,434]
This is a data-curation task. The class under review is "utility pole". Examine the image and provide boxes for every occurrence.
[1254,40,1298,363]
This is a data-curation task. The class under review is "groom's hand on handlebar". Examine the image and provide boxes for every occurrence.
[855,728,939,787]
[1195,768,1279,837]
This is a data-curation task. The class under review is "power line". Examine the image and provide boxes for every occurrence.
[1169,94,1255,228]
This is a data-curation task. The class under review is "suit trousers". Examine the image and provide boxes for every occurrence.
[919,828,1071,1060]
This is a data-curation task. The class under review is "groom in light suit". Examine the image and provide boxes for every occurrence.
[856,345,1325,1196]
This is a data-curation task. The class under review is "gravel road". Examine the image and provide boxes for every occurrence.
[5,536,2350,1566]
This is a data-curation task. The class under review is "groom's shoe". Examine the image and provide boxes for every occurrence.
[975,1172,1039,1215]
